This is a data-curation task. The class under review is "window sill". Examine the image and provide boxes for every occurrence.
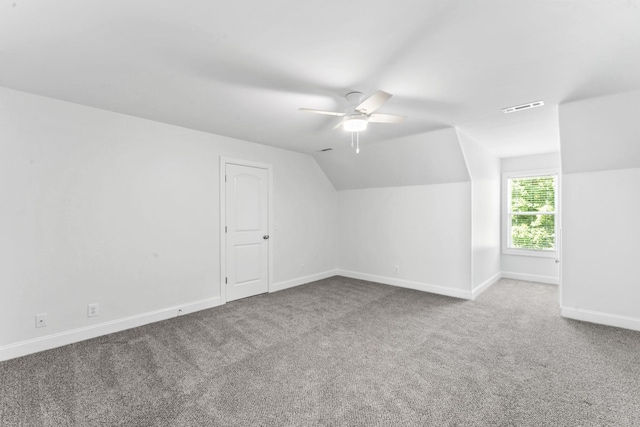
[502,248,558,258]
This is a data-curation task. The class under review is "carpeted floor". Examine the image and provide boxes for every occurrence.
[1,277,639,426]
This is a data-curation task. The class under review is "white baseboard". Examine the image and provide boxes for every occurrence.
[337,269,473,300]
[561,306,640,332]
[471,271,501,300]
[271,269,339,292]
[0,296,222,362]
[501,271,559,285]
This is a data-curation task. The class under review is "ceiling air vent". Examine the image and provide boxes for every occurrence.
[318,148,333,152]
[502,101,544,114]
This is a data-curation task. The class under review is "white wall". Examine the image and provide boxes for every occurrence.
[458,130,501,291]
[318,127,476,299]
[500,152,561,283]
[333,128,503,300]
[562,169,640,320]
[0,87,337,358]
[1,86,538,359]
[337,183,473,299]
[501,152,561,176]
[559,89,640,331]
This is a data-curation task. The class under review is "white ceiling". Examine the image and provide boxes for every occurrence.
[1,0,640,158]
[316,128,470,190]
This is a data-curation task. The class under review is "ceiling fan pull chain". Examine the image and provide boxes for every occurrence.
[356,132,360,154]
[351,132,354,148]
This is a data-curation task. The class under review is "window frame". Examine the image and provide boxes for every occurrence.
[502,168,559,258]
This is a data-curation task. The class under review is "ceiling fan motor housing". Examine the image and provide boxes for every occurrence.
[345,91,365,106]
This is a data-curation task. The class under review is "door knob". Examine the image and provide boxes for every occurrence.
[555,259,560,264]
[263,235,270,240]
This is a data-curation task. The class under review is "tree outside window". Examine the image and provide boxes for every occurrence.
[508,175,557,251]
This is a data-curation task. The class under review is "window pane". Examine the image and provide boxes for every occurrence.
[511,214,555,250]
[510,176,555,213]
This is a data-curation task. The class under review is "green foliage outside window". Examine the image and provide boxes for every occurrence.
[509,176,556,250]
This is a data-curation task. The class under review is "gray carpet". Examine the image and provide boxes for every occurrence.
[1,277,639,426]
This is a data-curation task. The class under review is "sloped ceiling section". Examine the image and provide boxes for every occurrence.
[559,89,640,174]
[3,2,640,158]
[313,127,469,190]
[457,129,500,181]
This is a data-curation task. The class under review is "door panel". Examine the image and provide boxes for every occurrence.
[225,163,269,302]
[235,244,262,284]
[235,175,262,231]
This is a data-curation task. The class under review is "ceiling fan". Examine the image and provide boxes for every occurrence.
[299,90,407,133]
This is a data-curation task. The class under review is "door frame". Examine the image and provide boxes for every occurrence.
[219,156,273,304]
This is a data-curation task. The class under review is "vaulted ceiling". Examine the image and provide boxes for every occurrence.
[2,0,639,158]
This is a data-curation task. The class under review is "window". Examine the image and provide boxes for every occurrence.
[504,171,558,256]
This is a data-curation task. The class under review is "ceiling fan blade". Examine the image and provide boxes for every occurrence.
[298,108,345,117]
[333,120,344,130]
[368,113,407,124]
[355,90,392,114]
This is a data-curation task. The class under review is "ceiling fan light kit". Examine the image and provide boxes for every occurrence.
[300,90,407,153]
[343,114,368,132]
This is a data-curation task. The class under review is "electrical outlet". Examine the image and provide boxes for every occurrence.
[394,266,400,274]
[35,313,47,328]
[87,303,99,318]
[301,264,305,272]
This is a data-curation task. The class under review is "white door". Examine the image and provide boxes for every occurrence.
[225,163,269,302]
